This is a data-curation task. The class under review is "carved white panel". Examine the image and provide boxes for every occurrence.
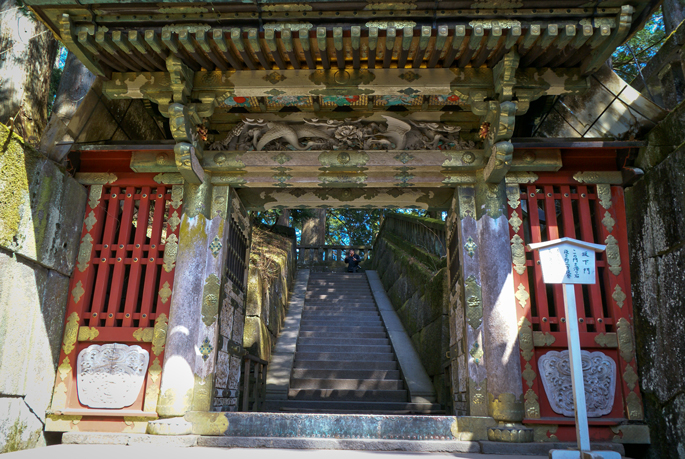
[77,343,149,408]
[538,350,616,418]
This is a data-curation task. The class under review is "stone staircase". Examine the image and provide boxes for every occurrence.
[269,272,442,414]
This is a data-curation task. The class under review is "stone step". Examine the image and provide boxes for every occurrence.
[297,338,390,346]
[288,388,408,401]
[301,312,380,319]
[296,344,392,354]
[303,298,376,305]
[292,360,398,370]
[298,331,388,339]
[290,368,400,380]
[304,301,377,307]
[298,325,387,333]
[306,293,374,298]
[294,352,396,362]
[262,402,447,416]
[290,378,404,390]
[300,317,383,325]
[307,287,372,292]
[302,305,378,314]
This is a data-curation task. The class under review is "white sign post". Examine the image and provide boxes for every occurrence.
[527,238,619,459]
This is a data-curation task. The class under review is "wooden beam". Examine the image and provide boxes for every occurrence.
[60,14,107,77]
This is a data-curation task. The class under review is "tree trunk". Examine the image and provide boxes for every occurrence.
[276,209,291,227]
[39,51,96,161]
[301,209,326,261]
[664,0,685,34]
[0,0,59,144]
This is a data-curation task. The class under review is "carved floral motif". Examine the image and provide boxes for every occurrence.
[76,344,150,409]
[208,116,475,152]
[538,350,616,417]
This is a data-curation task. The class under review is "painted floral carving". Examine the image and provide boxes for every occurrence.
[537,350,616,418]
[208,115,476,151]
[76,344,149,409]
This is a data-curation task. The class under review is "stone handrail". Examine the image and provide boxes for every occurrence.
[375,213,446,258]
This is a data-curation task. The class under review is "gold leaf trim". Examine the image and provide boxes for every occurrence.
[522,362,536,388]
[572,171,622,184]
[202,274,222,327]
[597,184,612,209]
[84,211,97,232]
[171,185,184,208]
[77,326,99,341]
[515,283,529,308]
[77,173,117,185]
[617,318,634,363]
[505,172,538,184]
[163,234,179,273]
[76,234,93,272]
[152,313,169,356]
[511,234,526,275]
[594,333,618,348]
[464,275,483,330]
[133,328,154,342]
[88,185,103,209]
[612,285,626,308]
[509,211,523,233]
[533,331,555,347]
[153,173,184,184]
[602,211,616,233]
[168,211,181,233]
[524,388,540,418]
[159,281,172,304]
[605,235,622,276]
[626,391,643,420]
[62,312,79,355]
[623,365,638,391]
[506,185,521,209]
[71,281,85,304]
[518,316,534,361]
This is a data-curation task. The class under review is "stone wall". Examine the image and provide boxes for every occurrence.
[244,224,297,362]
[0,123,86,452]
[371,227,450,407]
[626,100,685,459]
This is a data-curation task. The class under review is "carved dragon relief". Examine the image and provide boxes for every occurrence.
[208,115,476,152]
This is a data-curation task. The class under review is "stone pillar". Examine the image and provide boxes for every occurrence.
[153,182,248,435]
[454,186,488,418]
[474,177,531,442]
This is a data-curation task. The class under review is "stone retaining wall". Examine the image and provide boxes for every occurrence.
[0,124,87,452]
[243,224,297,362]
[627,100,685,459]
[371,228,450,407]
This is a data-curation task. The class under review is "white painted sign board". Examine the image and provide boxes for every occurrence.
[530,238,606,285]
[527,238,618,459]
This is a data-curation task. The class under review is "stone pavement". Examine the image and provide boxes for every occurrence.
[4,445,550,459]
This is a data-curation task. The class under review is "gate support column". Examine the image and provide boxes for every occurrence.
[474,175,532,442]
[152,183,250,435]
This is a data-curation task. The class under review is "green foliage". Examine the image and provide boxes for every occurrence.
[326,209,385,246]
[250,208,315,229]
[612,7,666,82]
[47,46,67,119]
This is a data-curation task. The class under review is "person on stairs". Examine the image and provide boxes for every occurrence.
[344,249,362,273]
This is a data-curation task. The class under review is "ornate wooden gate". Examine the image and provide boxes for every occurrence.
[46,173,183,433]
[508,172,643,442]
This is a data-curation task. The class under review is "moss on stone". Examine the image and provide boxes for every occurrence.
[0,124,31,247]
